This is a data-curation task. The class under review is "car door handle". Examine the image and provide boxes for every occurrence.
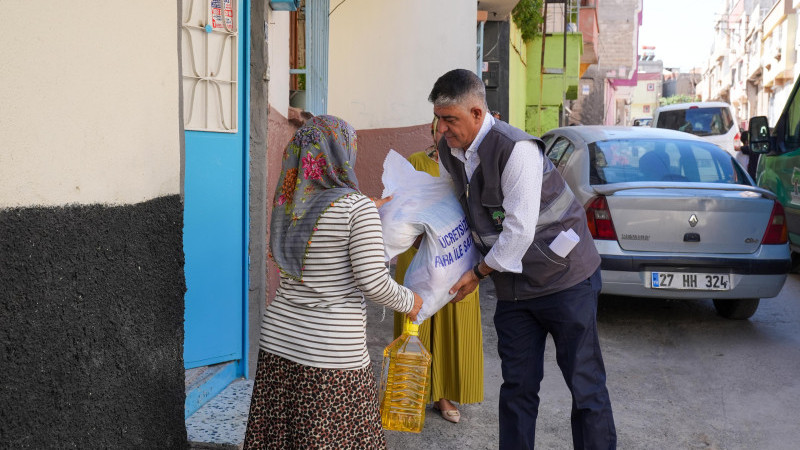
[683,233,701,242]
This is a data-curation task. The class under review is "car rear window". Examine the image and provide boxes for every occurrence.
[588,138,749,185]
[655,107,733,137]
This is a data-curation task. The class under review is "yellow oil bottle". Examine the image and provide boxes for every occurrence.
[379,316,432,433]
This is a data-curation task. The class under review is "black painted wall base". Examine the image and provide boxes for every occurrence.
[0,195,187,449]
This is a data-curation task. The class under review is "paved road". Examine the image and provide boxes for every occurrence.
[367,272,800,449]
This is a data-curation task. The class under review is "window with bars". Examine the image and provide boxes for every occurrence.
[181,0,239,132]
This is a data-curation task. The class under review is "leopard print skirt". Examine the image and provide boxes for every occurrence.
[243,350,387,449]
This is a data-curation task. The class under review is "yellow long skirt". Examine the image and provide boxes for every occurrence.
[393,247,484,404]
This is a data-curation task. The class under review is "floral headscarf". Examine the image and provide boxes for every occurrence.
[269,115,360,279]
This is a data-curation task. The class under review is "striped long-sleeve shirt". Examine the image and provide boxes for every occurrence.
[260,193,415,369]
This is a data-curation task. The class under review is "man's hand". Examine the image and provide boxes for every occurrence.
[448,269,480,303]
[407,292,423,322]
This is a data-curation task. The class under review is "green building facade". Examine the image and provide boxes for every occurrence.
[507,27,583,137]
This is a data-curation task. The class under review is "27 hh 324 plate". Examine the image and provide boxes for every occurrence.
[648,272,731,290]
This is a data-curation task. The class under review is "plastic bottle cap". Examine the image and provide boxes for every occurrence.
[403,316,419,336]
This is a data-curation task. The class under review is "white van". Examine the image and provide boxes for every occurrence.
[652,102,741,157]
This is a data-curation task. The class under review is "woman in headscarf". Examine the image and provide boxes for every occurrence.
[392,118,484,424]
[244,115,422,449]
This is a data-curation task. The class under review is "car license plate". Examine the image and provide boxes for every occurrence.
[648,272,731,290]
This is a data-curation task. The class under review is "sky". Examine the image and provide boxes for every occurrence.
[638,0,725,72]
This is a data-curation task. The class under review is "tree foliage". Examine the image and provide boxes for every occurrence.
[660,95,698,106]
[512,0,545,42]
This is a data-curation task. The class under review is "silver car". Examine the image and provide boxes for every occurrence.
[542,126,791,319]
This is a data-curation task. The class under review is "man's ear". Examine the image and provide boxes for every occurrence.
[470,106,483,121]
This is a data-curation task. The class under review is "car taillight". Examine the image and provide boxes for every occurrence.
[585,196,618,240]
[762,201,788,245]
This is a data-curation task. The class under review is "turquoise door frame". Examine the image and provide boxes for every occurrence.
[183,0,250,385]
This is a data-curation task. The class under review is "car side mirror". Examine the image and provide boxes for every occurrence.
[748,116,771,154]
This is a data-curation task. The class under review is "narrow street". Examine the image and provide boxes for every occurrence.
[367,272,800,449]
[8,1,800,447]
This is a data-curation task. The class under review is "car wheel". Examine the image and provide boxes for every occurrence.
[791,252,800,274]
[713,298,759,320]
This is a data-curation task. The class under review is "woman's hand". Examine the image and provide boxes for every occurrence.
[407,292,423,323]
[372,195,393,209]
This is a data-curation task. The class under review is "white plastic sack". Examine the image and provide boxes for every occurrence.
[379,150,480,324]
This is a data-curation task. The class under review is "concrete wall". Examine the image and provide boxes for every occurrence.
[249,0,270,377]
[328,0,476,130]
[0,2,186,447]
[263,1,479,301]
[570,0,642,126]
[631,75,661,122]
[525,33,583,134]
[0,2,180,208]
[631,79,660,106]
[770,81,794,125]
[326,0,476,197]
[0,198,186,448]
[355,124,435,198]
[267,9,292,118]
[596,0,641,81]
[508,19,528,130]
[571,65,607,125]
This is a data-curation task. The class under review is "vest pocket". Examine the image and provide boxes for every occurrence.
[521,239,570,288]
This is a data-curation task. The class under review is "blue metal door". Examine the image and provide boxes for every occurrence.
[181,0,248,372]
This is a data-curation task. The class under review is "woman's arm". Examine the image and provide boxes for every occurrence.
[348,195,420,319]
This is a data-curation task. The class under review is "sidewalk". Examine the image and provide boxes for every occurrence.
[189,279,578,449]
[366,279,502,450]
[368,279,579,450]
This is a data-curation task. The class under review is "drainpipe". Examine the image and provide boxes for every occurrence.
[477,11,487,76]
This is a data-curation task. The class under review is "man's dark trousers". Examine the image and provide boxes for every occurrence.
[493,269,616,449]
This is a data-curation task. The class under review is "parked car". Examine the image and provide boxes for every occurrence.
[652,101,741,157]
[632,117,652,127]
[747,75,800,266]
[542,125,791,319]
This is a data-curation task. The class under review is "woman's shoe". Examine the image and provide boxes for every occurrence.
[433,399,461,424]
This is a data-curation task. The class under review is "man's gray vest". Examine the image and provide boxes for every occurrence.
[439,120,600,301]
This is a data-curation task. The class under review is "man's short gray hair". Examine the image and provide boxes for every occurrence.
[428,69,488,111]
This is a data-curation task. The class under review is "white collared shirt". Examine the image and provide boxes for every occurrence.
[439,114,543,273]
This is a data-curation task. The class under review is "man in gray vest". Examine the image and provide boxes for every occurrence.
[430,69,616,449]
